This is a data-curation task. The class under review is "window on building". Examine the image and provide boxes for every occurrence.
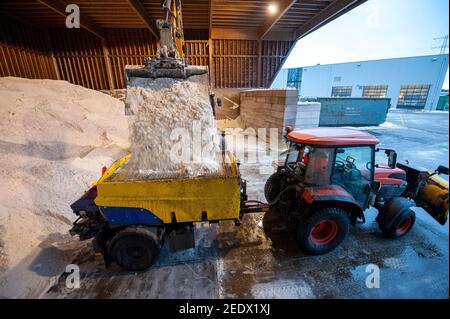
[331,86,352,97]
[397,85,431,109]
[287,68,303,94]
[362,85,388,98]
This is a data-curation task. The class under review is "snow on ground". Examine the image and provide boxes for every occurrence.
[0,77,129,296]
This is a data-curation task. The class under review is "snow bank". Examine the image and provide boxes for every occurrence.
[0,77,129,272]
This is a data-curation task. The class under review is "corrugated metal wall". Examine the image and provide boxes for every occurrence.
[0,13,57,80]
[1,14,293,90]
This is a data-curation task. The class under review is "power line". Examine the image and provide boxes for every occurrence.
[432,35,449,54]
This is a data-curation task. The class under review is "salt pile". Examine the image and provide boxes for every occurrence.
[123,73,221,179]
[0,77,129,273]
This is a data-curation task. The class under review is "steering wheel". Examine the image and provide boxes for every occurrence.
[335,160,346,172]
[335,159,345,168]
[366,161,372,170]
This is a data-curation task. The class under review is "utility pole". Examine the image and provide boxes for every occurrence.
[432,35,449,54]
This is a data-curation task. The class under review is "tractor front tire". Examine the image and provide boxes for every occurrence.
[110,227,160,271]
[379,208,416,239]
[297,207,350,255]
[264,173,282,203]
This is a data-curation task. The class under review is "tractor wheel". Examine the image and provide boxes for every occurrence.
[110,227,160,271]
[297,207,350,255]
[264,173,282,203]
[379,208,416,239]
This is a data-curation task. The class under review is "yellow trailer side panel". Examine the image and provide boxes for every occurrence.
[94,176,241,223]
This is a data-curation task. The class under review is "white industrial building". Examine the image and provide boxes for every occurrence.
[272,54,449,110]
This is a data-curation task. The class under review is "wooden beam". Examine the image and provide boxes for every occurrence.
[125,0,159,39]
[101,38,115,91]
[211,28,259,40]
[0,9,42,30]
[259,0,296,39]
[208,0,215,39]
[257,39,262,87]
[36,0,104,39]
[208,38,215,87]
[295,0,367,39]
[44,29,60,80]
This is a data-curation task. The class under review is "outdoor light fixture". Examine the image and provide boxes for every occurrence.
[268,4,278,14]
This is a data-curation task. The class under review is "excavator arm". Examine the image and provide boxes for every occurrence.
[158,0,185,60]
[124,0,207,83]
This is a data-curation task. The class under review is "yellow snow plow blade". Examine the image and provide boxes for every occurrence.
[93,152,241,224]
[419,174,449,225]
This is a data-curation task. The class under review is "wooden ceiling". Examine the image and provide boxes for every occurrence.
[0,0,366,40]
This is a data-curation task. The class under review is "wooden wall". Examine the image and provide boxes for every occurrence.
[1,13,293,90]
[50,29,109,90]
[0,13,57,80]
[185,40,209,66]
[106,29,158,89]
[210,39,293,88]
[212,39,258,88]
[261,40,292,87]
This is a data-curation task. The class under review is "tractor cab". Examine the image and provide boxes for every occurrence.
[282,127,382,210]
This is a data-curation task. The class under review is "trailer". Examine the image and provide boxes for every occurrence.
[70,150,267,271]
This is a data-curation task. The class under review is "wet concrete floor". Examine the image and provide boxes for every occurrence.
[44,111,449,299]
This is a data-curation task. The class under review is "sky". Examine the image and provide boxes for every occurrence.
[282,0,449,89]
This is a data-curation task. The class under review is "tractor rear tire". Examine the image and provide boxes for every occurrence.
[297,207,350,255]
[264,173,282,203]
[110,227,160,271]
[379,208,416,239]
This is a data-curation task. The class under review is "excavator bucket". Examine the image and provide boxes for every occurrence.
[125,63,207,80]
[123,0,208,115]
[124,61,208,115]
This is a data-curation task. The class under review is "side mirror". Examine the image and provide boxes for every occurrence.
[385,150,397,169]
[436,165,449,175]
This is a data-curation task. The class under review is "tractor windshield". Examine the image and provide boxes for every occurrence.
[284,143,312,171]
[304,147,335,186]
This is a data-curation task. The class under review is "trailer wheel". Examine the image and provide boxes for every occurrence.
[264,173,282,203]
[110,227,160,271]
[379,208,416,239]
[297,207,350,255]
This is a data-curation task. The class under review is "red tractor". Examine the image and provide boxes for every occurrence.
[265,128,449,255]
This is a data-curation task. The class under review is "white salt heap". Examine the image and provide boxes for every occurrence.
[123,74,221,179]
[0,77,129,273]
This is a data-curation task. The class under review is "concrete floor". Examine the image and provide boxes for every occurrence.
[43,110,449,299]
